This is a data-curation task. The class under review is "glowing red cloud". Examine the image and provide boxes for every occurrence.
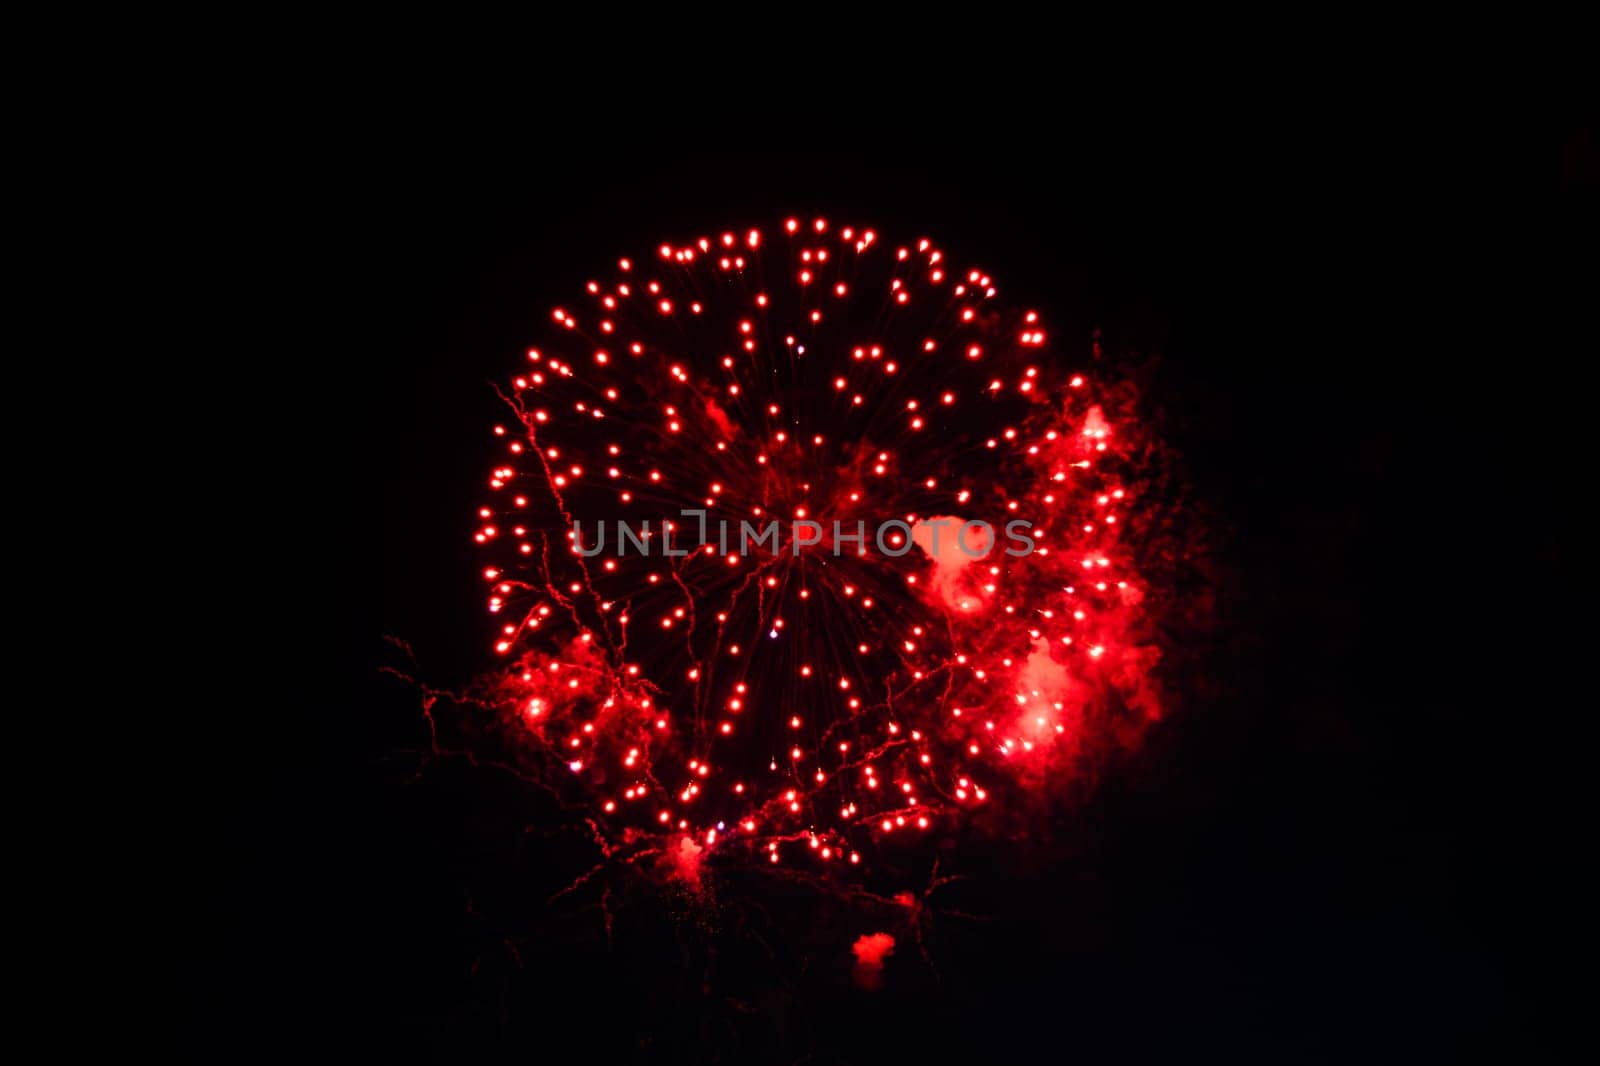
[663,834,705,891]
[851,932,896,990]
[910,515,992,612]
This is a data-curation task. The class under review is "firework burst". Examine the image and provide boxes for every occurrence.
[470,217,1169,887]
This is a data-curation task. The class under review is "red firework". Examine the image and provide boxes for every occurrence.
[473,218,1165,882]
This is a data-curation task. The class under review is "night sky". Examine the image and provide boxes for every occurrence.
[179,119,1588,1062]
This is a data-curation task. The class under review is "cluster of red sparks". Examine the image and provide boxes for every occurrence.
[468,217,1167,892]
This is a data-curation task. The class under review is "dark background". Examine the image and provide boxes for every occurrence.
[180,120,1589,1061]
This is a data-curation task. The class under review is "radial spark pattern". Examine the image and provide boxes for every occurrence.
[473,218,1166,882]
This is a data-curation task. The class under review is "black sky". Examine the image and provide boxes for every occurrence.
[178,117,1588,1062]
